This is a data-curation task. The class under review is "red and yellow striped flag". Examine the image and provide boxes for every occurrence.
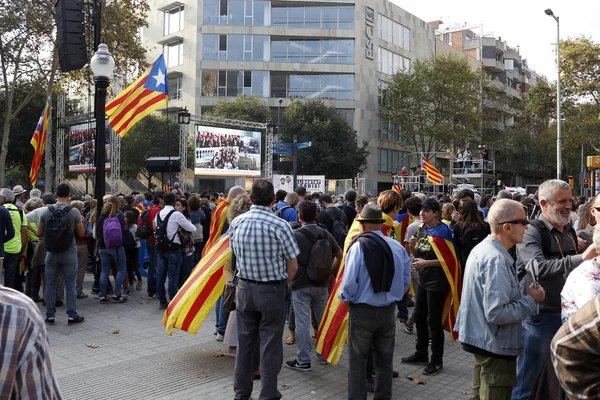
[421,153,443,184]
[163,235,231,335]
[29,101,50,186]
[105,54,168,138]
[425,230,461,342]
[202,200,230,256]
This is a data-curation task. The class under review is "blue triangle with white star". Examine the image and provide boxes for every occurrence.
[144,54,168,94]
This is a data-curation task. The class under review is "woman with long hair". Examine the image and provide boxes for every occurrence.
[453,199,490,269]
[576,202,596,251]
[441,203,455,226]
[95,196,128,303]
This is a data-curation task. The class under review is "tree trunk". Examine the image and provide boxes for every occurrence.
[0,117,11,186]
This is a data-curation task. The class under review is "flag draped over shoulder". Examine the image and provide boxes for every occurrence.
[395,212,415,294]
[316,218,361,365]
[422,223,461,342]
[29,101,50,186]
[163,235,231,335]
[202,200,230,256]
[421,153,443,185]
[105,54,168,138]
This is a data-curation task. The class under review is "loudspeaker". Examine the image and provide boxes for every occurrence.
[55,0,87,72]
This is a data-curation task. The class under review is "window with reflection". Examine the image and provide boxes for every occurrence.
[168,74,183,100]
[270,73,354,100]
[378,118,401,142]
[164,41,183,67]
[271,5,353,28]
[378,14,410,51]
[270,39,354,64]
[203,34,269,61]
[203,0,270,26]
[378,47,410,75]
[201,70,269,97]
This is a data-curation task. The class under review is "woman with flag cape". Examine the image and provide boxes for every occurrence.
[401,198,461,376]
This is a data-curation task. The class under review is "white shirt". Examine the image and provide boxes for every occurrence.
[153,205,196,245]
[561,258,600,323]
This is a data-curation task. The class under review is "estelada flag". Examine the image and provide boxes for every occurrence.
[105,54,168,138]
[202,200,230,256]
[420,222,461,342]
[163,235,231,335]
[421,153,443,184]
[29,101,50,186]
[392,175,401,193]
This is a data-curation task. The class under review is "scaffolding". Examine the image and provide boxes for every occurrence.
[449,158,496,195]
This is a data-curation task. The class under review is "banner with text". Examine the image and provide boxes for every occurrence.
[273,174,325,193]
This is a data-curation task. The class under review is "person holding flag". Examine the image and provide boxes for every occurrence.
[402,198,461,376]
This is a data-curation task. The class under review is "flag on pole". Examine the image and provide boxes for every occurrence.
[202,199,230,256]
[421,153,443,184]
[105,54,168,138]
[29,101,51,186]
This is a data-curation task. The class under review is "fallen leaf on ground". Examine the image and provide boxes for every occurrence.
[216,352,225,357]
[198,373,208,378]
[406,375,426,385]
[112,330,120,335]
[139,301,148,304]
[87,343,100,348]
[282,385,289,390]
[462,391,471,395]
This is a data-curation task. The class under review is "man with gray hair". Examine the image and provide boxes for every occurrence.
[30,188,42,199]
[0,188,27,291]
[456,199,545,399]
[495,190,513,200]
[512,179,597,400]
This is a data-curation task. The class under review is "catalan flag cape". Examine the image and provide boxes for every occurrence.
[421,153,443,185]
[163,235,231,335]
[392,175,401,193]
[315,218,361,365]
[202,200,230,256]
[105,54,168,138]
[421,223,461,342]
[395,212,415,294]
[29,101,51,186]
[381,212,403,243]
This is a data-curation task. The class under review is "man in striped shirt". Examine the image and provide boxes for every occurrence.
[0,285,62,398]
[230,179,300,400]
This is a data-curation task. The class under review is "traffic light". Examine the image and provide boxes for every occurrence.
[584,178,589,188]
[55,0,87,72]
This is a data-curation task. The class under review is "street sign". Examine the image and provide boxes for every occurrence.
[272,142,293,156]
[297,141,312,149]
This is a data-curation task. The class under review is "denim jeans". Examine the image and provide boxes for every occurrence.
[414,284,446,365]
[146,241,157,295]
[292,286,328,364]
[511,312,562,400]
[348,303,396,400]
[157,248,182,305]
[397,292,410,320]
[234,280,287,400]
[45,248,78,319]
[99,247,126,297]
[215,294,230,336]
[179,254,194,288]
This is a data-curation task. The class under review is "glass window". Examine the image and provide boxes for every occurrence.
[270,39,354,64]
[202,34,218,60]
[337,74,354,100]
[204,0,219,25]
[218,70,226,96]
[271,40,286,62]
[164,6,184,35]
[244,0,253,25]
[201,71,217,96]
[226,71,238,96]
[251,71,268,97]
[321,6,337,28]
[287,40,304,63]
[228,35,244,61]
[305,7,321,28]
[254,36,269,61]
[338,6,354,29]
[378,47,410,75]
[164,41,183,67]
[380,149,388,173]
[272,7,287,26]
[321,40,337,64]
[254,0,270,26]
[228,0,244,25]
[271,73,286,97]
[378,14,410,51]
[274,74,354,100]
[168,74,182,100]
[288,7,304,27]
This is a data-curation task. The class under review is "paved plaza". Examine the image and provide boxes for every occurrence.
[45,274,473,399]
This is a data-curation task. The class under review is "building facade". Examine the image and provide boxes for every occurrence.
[142,0,437,194]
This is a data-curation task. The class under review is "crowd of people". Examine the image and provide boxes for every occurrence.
[196,131,243,149]
[2,178,600,399]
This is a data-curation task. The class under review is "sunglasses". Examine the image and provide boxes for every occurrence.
[496,219,529,226]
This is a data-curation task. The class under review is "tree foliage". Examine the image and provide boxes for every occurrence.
[279,100,369,179]
[560,37,600,106]
[119,115,181,179]
[210,95,271,123]
[379,54,482,155]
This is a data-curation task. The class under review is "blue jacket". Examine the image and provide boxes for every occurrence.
[275,201,298,224]
[455,235,537,357]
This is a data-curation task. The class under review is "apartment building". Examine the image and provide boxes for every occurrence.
[142,0,438,194]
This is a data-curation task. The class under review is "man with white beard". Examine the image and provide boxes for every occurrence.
[512,179,597,400]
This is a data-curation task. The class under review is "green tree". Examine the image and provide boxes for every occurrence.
[279,100,369,178]
[210,95,271,122]
[560,37,600,106]
[378,54,482,155]
[119,115,180,181]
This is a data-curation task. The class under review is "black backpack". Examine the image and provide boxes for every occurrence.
[137,209,152,239]
[297,227,333,283]
[155,210,179,253]
[324,208,347,248]
[459,225,488,266]
[44,206,73,253]
[123,228,137,251]
[276,205,292,219]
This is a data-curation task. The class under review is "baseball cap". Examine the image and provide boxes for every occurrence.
[421,198,441,213]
